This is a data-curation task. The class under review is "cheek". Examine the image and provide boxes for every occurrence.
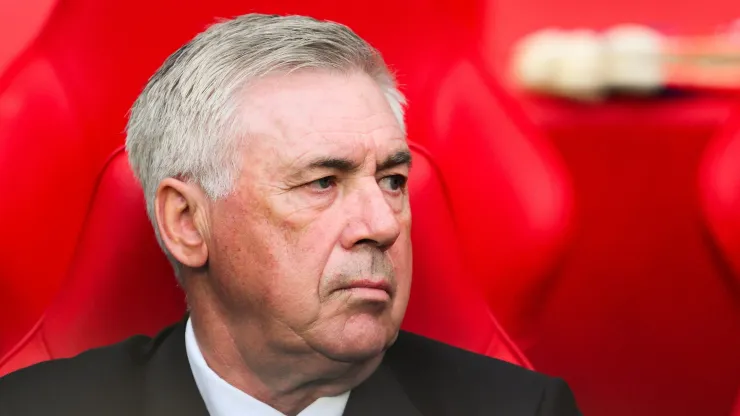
[209,211,278,303]
[278,210,340,268]
[211,217,328,322]
[391,232,413,284]
[262,218,343,310]
[392,216,413,287]
[386,232,413,325]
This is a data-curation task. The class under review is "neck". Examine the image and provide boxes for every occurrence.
[185,281,382,415]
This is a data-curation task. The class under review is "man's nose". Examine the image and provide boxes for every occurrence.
[340,180,401,250]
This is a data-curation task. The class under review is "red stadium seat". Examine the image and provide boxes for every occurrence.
[700,111,740,284]
[406,53,575,343]
[0,149,185,375]
[0,0,54,75]
[0,0,254,357]
[0,144,532,376]
[699,116,740,416]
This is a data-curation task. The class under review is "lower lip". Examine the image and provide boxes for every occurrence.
[342,287,391,302]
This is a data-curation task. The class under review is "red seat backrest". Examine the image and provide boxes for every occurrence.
[406,53,575,342]
[699,116,740,416]
[0,0,259,356]
[0,143,531,376]
[700,111,740,286]
[0,0,54,74]
[0,149,185,375]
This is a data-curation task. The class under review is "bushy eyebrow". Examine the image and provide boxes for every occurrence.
[298,149,412,176]
[377,150,412,171]
[306,157,360,173]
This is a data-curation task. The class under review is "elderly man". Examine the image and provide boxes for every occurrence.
[0,14,580,416]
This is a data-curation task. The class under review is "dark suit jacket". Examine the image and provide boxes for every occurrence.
[0,320,581,415]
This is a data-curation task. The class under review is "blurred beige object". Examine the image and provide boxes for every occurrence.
[511,21,740,99]
[551,29,606,100]
[661,32,740,90]
[511,28,606,100]
[603,24,666,93]
[510,28,568,93]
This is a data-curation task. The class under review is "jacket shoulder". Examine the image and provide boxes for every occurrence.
[0,331,164,415]
[387,331,579,415]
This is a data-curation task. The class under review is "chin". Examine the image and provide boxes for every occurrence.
[314,314,400,362]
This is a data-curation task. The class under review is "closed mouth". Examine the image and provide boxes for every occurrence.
[337,279,393,295]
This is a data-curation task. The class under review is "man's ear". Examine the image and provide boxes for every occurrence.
[154,178,210,269]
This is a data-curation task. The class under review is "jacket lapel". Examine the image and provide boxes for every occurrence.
[143,320,210,416]
[138,318,421,416]
[342,360,423,416]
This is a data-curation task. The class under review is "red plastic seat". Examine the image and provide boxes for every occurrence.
[0,0,54,75]
[699,116,740,416]
[0,0,252,356]
[406,52,575,343]
[0,144,531,376]
[700,111,740,285]
[0,149,185,376]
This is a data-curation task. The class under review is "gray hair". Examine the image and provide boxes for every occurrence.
[125,14,406,278]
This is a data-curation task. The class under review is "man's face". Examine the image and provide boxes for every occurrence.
[206,70,412,362]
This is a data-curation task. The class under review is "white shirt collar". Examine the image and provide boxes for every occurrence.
[185,318,350,416]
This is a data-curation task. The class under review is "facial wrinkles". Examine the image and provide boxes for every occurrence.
[242,72,399,143]
[232,130,409,273]
[224,74,408,293]
[265,118,404,214]
[268,143,402,304]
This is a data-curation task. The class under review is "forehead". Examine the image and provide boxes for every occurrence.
[237,70,405,155]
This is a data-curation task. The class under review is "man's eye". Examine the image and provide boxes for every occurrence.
[379,175,408,192]
[309,177,336,191]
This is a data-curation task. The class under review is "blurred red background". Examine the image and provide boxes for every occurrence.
[1,1,740,415]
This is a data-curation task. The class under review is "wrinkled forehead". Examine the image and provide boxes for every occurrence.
[237,70,404,147]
